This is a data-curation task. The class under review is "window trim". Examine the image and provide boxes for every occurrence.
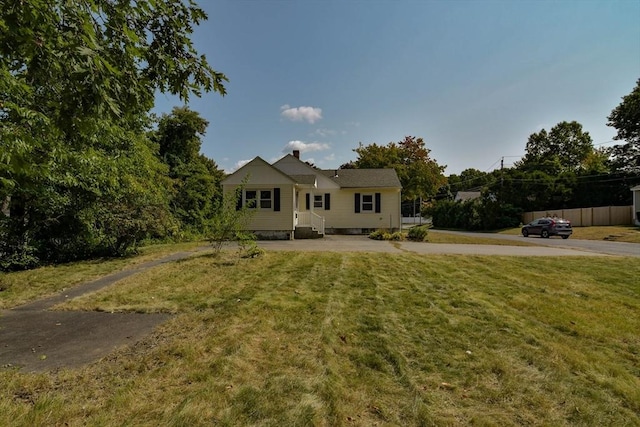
[355,192,381,213]
[361,194,374,211]
[245,189,273,210]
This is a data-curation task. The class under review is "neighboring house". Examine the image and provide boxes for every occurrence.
[221,150,402,239]
[632,185,640,226]
[454,191,481,202]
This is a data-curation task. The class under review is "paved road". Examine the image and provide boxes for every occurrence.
[428,230,640,257]
[257,234,614,257]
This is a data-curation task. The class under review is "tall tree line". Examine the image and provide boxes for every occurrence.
[0,1,227,270]
[432,79,640,229]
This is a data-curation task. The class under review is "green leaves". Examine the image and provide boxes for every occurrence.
[520,121,594,174]
[350,136,446,201]
[1,1,227,269]
[607,79,640,173]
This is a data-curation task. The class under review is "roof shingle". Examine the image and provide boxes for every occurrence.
[318,168,402,188]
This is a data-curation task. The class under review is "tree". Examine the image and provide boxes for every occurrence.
[208,179,259,258]
[607,78,640,173]
[348,136,446,201]
[0,1,227,269]
[446,168,493,195]
[155,106,210,168]
[518,121,594,174]
[152,107,224,234]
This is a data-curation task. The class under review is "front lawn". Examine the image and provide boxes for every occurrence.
[0,241,204,309]
[1,251,639,425]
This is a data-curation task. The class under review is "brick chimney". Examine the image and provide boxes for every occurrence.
[293,150,300,159]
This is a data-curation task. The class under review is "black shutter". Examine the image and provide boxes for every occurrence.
[274,188,280,211]
[305,193,310,210]
[375,193,381,213]
[355,193,361,213]
[236,190,243,211]
[324,193,330,210]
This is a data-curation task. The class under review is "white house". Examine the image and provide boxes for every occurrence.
[221,151,403,239]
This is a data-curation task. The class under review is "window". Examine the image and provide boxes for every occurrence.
[314,195,323,208]
[245,190,272,209]
[260,190,272,209]
[355,192,380,213]
[245,190,257,208]
[362,194,373,211]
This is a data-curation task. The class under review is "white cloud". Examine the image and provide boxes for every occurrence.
[225,159,252,174]
[313,128,336,137]
[280,104,323,124]
[282,140,330,154]
[324,153,336,162]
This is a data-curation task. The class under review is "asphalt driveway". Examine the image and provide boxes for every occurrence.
[0,250,197,372]
[256,234,615,256]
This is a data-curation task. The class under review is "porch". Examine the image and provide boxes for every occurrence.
[294,211,325,238]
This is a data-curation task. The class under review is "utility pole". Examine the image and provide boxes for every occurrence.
[500,156,504,203]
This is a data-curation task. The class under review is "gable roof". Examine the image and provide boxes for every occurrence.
[221,156,296,185]
[289,174,317,185]
[319,168,402,188]
[222,154,402,190]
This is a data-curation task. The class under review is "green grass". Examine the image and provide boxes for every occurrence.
[1,251,639,425]
[0,241,204,309]
[426,231,536,246]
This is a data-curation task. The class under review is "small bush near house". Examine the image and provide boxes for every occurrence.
[388,231,405,241]
[368,229,386,240]
[368,230,405,241]
[407,224,430,241]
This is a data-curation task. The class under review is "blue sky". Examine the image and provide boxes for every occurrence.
[154,0,640,175]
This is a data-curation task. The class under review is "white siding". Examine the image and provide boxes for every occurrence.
[222,157,296,232]
[300,188,401,230]
[225,184,295,231]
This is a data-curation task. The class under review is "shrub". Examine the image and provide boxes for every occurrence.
[368,230,406,241]
[424,197,521,231]
[368,230,386,240]
[407,225,429,241]
[240,240,265,258]
[389,231,405,241]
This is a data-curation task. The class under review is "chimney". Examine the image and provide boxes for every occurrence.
[293,150,300,159]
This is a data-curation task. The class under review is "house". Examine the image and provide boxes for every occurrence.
[632,185,640,226]
[221,150,402,239]
[454,191,481,202]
